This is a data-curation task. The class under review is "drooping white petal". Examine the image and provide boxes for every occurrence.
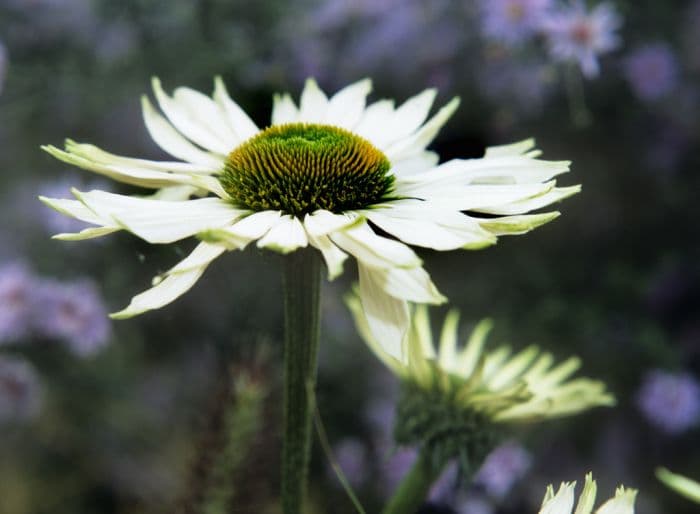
[364,210,487,251]
[330,220,421,270]
[271,93,299,125]
[110,242,225,319]
[53,226,121,240]
[485,138,542,158]
[389,151,439,178]
[399,156,570,187]
[396,180,557,212]
[74,190,244,244]
[474,185,581,215]
[438,310,461,372]
[384,97,460,160]
[303,210,359,237]
[326,78,372,130]
[225,210,282,239]
[256,215,308,254]
[39,196,107,226]
[478,212,560,235]
[539,482,576,514]
[213,76,260,142]
[368,266,446,304]
[167,241,228,274]
[306,233,348,280]
[64,140,221,174]
[141,96,222,167]
[151,78,231,154]
[298,78,329,123]
[358,264,410,363]
[41,144,219,192]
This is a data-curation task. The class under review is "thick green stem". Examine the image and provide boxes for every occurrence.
[382,452,441,514]
[281,248,322,514]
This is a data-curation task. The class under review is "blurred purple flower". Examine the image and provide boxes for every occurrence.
[312,0,403,30]
[623,43,679,101]
[479,0,553,46]
[35,278,111,357]
[329,438,369,488]
[636,370,700,435]
[429,461,459,502]
[0,355,42,422]
[0,262,37,344]
[541,1,621,77]
[473,441,532,499]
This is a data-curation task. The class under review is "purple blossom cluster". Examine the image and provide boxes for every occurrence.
[479,0,622,78]
[636,370,700,435]
[0,261,111,357]
[0,355,42,423]
[623,43,679,101]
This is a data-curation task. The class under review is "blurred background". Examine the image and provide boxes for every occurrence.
[0,1,699,513]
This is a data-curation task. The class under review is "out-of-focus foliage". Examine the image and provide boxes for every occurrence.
[1,1,699,513]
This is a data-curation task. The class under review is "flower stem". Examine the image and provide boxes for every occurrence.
[281,248,322,514]
[382,452,441,514]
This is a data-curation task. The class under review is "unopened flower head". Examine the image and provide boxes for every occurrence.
[347,298,614,468]
[539,473,637,514]
[541,1,621,78]
[41,77,578,360]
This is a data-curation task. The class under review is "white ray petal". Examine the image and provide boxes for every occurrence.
[213,76,260,142]
[306,233,348,280]
[74,190,244,243]
[358,264,410,363]
[368,266,446,304]
[110,242,225,319]
[256,215,308,254]
[327,78,372,130]
[595,488,637,514]
[484,138,539,158]
[298,78,329,123]
[353,99,396,145]
[42,144,218,191]
[141,96,222,167]
[382,88,437,144]
[272,93,299,125]
[384,97,460,160]
[473,186,581,215]
[173,85,239,148]
[304,210,359,237]
[390,152,439,178]
[330,220,421,270]
[64,140,221,174]
[151,78,230,154]
[539,482,576,514]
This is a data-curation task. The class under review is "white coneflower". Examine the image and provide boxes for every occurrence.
[41,77,577,358]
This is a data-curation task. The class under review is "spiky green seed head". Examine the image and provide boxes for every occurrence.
[220,123,394,216]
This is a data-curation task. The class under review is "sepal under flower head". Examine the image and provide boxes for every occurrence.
[539,473,637,514]
[347,296,614,467]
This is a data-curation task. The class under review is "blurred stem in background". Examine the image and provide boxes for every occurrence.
[282,249,322,514]
[381,451,442,514]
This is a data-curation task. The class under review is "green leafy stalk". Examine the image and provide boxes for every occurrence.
[281,248,322,514]
[381,451,441,514]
